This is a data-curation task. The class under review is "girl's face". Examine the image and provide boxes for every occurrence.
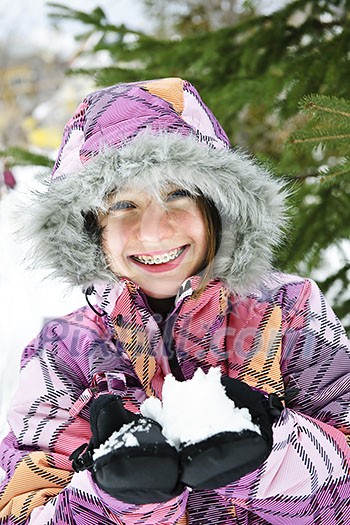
[99,187,208,298]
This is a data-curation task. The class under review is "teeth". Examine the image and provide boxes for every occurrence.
[133,247,185,265]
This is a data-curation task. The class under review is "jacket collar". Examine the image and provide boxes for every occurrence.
[92,275,218,316]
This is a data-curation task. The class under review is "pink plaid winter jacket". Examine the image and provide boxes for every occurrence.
[0,273,349,524]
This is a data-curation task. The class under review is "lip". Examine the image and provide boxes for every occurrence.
[128,245,190,273]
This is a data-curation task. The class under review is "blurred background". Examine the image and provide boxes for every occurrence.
[1,0,350,435]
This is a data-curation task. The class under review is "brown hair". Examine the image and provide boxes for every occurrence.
[192,195,222,297]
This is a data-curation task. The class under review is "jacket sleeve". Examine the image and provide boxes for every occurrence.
[217,278,350,524]
[0,319,188,525]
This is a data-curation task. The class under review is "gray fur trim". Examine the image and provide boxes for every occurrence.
[21,132,289,295]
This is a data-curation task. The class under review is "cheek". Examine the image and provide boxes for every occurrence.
[183,209,207,244]
[102,223,128,258]
[174,209,208,261]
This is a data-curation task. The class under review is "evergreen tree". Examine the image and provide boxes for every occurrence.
[142,0,255,37]
[286,94,350,327]
[7,0,350,330]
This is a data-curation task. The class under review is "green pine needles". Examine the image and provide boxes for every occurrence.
[290,95,350,185]
[0,147,53,169]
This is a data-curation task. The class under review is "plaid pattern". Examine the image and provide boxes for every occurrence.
[52,78,230,181]
[0,273,349,524]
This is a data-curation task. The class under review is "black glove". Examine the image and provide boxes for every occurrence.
[70,394,182,504]
[179,376,283,490]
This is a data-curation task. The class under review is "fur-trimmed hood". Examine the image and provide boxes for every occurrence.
[23,78,287,295]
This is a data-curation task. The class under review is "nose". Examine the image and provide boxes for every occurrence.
[137,201,174,243]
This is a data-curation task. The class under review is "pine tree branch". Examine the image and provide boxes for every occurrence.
[287,163,350,182]
[0,148,54,168]
[290,133,350,145]
[304,102,350,119]
[321,166,350,182]
[287,171,324,181]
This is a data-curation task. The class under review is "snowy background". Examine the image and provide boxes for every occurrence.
[0,171,85,439]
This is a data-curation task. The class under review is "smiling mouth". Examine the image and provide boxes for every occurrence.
[131,246,187,265]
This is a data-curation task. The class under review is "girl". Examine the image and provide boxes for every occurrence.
[0,78,349,524]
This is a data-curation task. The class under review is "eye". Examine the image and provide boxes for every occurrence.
[108,201,135,212]
[166,189,192,201]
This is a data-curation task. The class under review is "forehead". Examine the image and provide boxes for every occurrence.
[107,183,193,202]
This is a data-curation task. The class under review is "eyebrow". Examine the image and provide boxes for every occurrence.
[107,186,183,202]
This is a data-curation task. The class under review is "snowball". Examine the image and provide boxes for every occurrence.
[141,368,260,449]
[93,419,151,460]
[141,396,163,425]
